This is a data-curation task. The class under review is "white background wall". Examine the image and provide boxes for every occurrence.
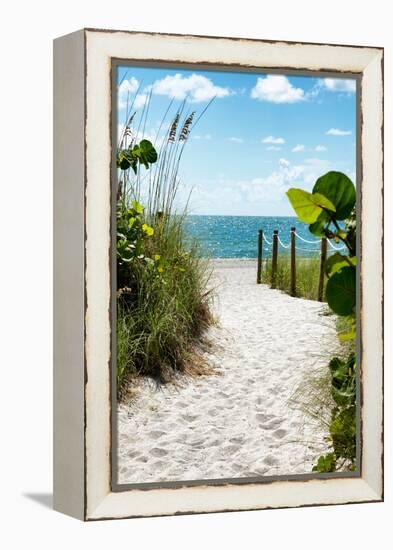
[1,1,391,548]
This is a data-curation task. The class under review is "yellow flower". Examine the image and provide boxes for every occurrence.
[154,254,161,262]
[157,266,164,273]
[142,224,154,237]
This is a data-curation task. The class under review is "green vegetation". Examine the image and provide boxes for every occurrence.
[116,100,213,394]
[261,255,323,301]
[287,171,357,472]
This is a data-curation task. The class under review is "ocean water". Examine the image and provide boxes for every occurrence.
[185,215,322,259]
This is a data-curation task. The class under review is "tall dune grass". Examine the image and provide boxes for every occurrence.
[261,255,324,301]
[117,95,214,393]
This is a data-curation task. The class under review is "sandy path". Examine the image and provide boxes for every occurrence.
[117,260,340,484]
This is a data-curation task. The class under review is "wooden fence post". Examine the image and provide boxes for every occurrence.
[271,230,278,289]
[318,237,327,301]
[290,227,296,297]
[257,229,263,284]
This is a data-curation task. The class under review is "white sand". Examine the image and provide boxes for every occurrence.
[117,259,340,483]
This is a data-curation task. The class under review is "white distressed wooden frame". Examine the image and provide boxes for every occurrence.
[53,28,383,521]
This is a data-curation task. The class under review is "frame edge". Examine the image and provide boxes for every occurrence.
[53,29,86,521]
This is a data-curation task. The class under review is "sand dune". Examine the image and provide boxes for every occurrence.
[117,259,340,484]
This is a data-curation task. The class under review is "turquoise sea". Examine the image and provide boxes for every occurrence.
[185,215,323,259]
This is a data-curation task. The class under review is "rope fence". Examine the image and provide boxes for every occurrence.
[256,227,348,301]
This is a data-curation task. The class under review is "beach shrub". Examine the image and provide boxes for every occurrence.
[287,171,357,472]
[117,227,212,384]
[117,199,155,291]
[116,101,213,392]
[311,352,356,472]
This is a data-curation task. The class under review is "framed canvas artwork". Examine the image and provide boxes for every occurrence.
[53,28,384,520]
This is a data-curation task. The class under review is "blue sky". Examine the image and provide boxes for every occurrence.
[117,65,356,216]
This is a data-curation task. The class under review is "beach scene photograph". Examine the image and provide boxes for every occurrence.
[114,64,358,485]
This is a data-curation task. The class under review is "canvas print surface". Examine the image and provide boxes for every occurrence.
[114,64,358,486]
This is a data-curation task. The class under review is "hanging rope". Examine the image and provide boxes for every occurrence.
[327,240,346,251]
[294,231,346,251]
[294,231,321,245]
[277,236,290,249]
[262,230,347,253]
[262,233,272,246]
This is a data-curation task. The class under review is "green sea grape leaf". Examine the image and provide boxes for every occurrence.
[312,192,336,212]
[139,139,158,164]
[286,188,335,224]
[117,140,157,173]
[131,200,144,214]
[325,266,356,316]
[309,211,329,236]
[313,171,356,220]
[325,253,348,276]
[117,150,131,170]
[286,189,321,223]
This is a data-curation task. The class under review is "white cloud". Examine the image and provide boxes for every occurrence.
[263,135,285,144]
[266,146,282,151]
[151,73,231,103]
[193,134,212,140]
[320,78,356,93]
[134,93,148,109]
[184,157,342,216]
[292,144,305,153]
[251,75,305,103]
[326,128,352,136]
[119,77,139,96]
[228,137,244,143]
[186,159,306,215]
[315,145,327,152]
[301,158,331,184]
[118,77,140,109]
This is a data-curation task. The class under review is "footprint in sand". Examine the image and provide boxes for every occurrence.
[218,391,230,398]
[256,413,273,423]
[273,428,287,439]
[223,444,241,454]
[126,450,141,459]
[207,438,221,447]
[265,418,284,430]
[182,414,198,423]
[149,447,168,457]
[148,430,166,439]
[189,439,206,448]
[229,436,245,444]
[263,454,278,466]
